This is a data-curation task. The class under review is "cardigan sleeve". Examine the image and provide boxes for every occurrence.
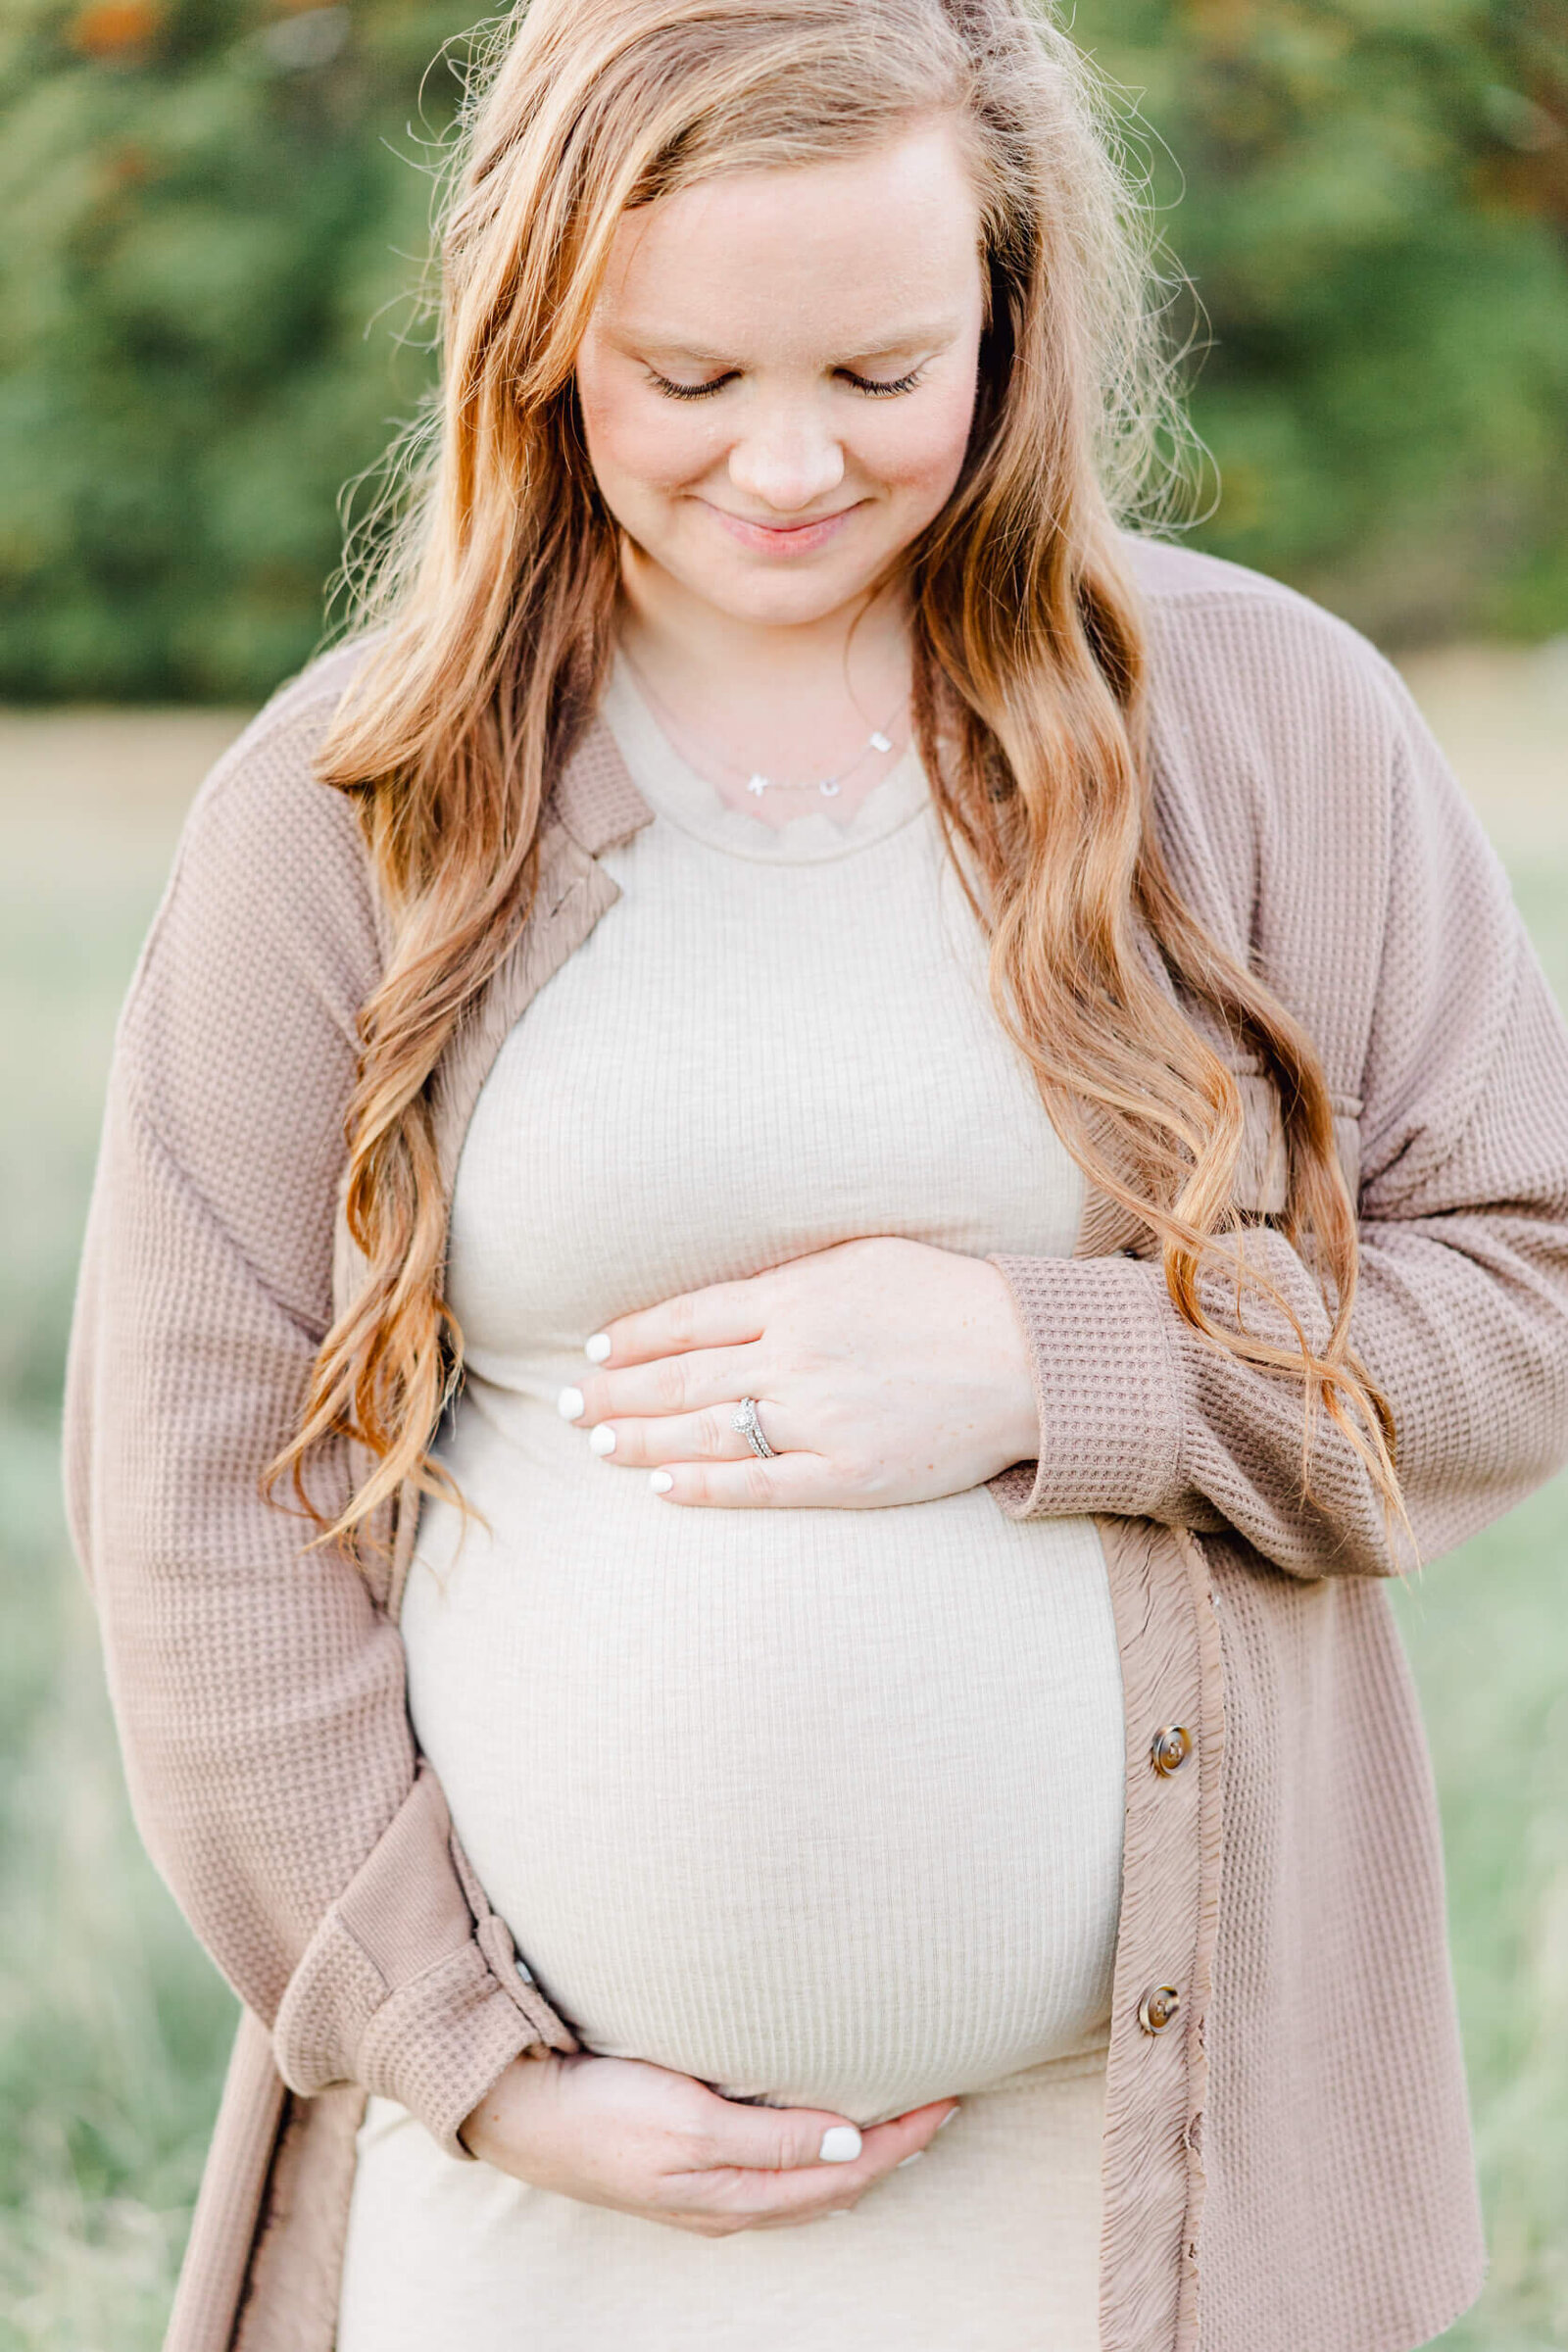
[62,676,564,2156]
[986,659,1568,1577]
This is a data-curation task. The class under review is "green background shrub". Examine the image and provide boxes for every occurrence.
[0,0,1563,700]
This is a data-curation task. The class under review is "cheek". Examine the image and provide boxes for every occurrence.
[858,380,977,513]
[577,373,719,500]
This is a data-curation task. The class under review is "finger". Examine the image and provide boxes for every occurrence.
[689,2103,958,2226]
[564,1346,761,1427]
[685,2092,956,2181]
[585,1402,805,1468]
[649,1451,829,1507]
[681,2095,873,2177]
[587,1281,769,1369]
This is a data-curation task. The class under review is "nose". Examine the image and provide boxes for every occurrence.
[726,403,846,514]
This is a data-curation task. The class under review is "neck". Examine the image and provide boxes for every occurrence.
[615,543,911,710]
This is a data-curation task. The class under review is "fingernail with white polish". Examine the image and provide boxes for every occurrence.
[936,2107,959,2131]
[818,2127,861,2164]
[649,1470,674,1494]
[897,2150,924,2169]
[557,1387,585,1421]
[584,1333,612,1363]
[588,1425,616,1456]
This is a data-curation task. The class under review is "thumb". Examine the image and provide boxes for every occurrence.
[697,2091,864,2173]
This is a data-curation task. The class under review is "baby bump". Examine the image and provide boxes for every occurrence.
[402,1426,1126,2125]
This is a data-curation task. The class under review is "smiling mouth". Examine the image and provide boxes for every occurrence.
[705,501,862,549]
[725,509,854,529]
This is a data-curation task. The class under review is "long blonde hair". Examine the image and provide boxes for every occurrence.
[273,0,1402,1552]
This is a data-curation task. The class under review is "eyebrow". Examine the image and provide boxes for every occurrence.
[621,319,963,366]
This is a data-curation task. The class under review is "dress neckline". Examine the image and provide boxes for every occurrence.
[599,653,932,866]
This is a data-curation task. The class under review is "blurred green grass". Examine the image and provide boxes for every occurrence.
[2,666,1566,2350]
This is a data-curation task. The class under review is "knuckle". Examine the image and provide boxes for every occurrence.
[681,2124,728,2171]
[667,1293,696,1346]
[743,1458,775,1507]
[677,2186,748,2235]
[696,1405,732,1457]
[654,1356,688,1411]
[667,2090,719,2144]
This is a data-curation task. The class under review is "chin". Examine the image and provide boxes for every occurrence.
[699,564,889,629]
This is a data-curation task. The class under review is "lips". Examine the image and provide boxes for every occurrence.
[719,509,854,532]
[704,501,862,555]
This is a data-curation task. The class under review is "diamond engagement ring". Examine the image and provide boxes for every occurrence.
[732,1396,777,1459]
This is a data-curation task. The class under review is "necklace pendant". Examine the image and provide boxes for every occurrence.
[746,773,769,797]
[818,778,841,798]
[868,730,893,755]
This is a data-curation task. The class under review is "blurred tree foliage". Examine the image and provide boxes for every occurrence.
[0,0,473,699]
[1075,0,1568,642]
[0,0,1564,699]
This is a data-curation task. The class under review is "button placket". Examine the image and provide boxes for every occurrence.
[1135,1724,1194,2037]
[1138,1984,1182,2035]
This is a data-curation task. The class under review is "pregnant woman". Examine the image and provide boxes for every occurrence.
[66,2,1568,2348]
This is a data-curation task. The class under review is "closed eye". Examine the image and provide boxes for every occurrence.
[838,366,926,397]
[647,364,929,402]
[647,369,736,402]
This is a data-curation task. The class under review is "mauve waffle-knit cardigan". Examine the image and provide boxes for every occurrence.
[64,536,1568,2352]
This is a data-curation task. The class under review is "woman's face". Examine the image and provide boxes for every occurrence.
[574,120,987,630]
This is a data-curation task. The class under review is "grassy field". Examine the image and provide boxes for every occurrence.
[2,655,1567,2350]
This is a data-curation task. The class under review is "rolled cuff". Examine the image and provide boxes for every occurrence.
[356,1944,544,2158]
[984,1252,1181,1521]
[272,1764,576,2157]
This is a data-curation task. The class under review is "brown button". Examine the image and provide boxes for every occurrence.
[1150,1725,1193,1777]
[1138,1984,1181,2035]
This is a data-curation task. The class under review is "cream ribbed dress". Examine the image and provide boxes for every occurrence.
[336,661,1126,2351]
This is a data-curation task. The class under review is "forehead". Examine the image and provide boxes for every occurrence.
[597,121,983,357]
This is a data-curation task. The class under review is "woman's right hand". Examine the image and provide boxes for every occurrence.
[459,2052,958,2235]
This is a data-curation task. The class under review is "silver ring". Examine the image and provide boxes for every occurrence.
[732,1396,776,1459]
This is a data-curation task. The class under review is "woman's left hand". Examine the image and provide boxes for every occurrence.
[559,1236,1039,1508]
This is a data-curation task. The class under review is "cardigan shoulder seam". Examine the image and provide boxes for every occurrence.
[113,643,385,1069]
[1126,542,1408,702]
[175,638,383,854]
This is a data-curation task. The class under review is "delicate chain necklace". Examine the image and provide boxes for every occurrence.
[623,652,906,800]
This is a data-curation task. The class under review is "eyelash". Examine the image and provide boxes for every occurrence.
[649,366,926,402]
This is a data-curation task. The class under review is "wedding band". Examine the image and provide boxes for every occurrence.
[732,1396,776,1459]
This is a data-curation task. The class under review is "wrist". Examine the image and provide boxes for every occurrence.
[460,2047,555,2162]
[979,1257,1041,1472]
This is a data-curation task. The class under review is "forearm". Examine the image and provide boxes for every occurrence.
[985,1242,1390,1575]
[986,1196,1568,1576]
[68,1090,564,2152]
